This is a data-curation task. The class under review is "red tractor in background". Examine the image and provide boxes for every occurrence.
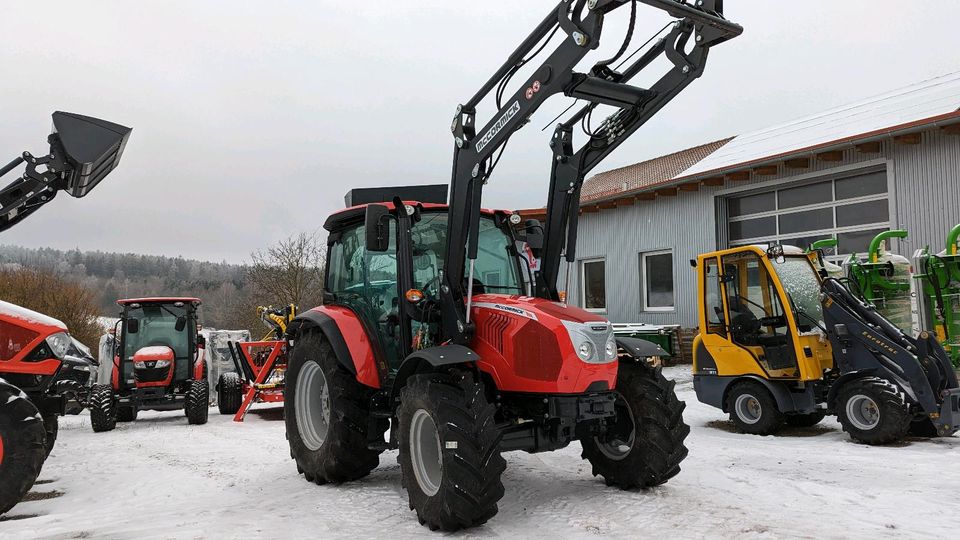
[0,300,97,514]
[89,297,209,431]
[283,0,741,531]
[0,111,131,515]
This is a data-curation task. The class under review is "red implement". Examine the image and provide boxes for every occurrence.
[233,341,286,422]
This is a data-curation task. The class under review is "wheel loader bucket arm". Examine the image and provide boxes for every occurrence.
[441,0,741,342]
[0,112,131,233]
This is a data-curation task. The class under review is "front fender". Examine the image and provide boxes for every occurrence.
[288,306,382,389]
[616,336,668,359]
[390,345,480,403]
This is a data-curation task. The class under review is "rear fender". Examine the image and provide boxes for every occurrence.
[616,336,668,359]
[390,345,480,404]
[193,348,206,381]
[288,306,382,389]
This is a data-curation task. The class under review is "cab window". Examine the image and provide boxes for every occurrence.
[703,258,725,335]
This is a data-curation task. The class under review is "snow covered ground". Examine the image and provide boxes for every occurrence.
[4,367,958,539]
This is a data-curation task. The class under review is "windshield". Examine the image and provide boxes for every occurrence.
[772,256,824,328]
[411,212,523,297]
[123,304,192,360]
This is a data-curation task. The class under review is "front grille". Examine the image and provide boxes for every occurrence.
[135,365,171,384]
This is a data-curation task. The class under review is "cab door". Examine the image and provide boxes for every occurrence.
[720,250,799,378]
[697,256,765,377]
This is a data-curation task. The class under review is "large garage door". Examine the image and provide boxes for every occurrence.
[725,167,890,256]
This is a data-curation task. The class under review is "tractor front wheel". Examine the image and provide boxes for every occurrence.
[837,377,911,445]
[785,410,826,428]
[726,380,784,435]
[89,384,117,433]
[185,380,209,425]
[581,361,689,489]
[397,369,505,531]
[0,381,47,515]
[217,372,243,415]
[285,332,386,484]
[117,406,138,423]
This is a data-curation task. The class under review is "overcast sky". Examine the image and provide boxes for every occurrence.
[1,1,958,263]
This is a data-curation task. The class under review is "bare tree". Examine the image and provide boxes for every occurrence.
[0,267,103,347]
[247,232,326,311]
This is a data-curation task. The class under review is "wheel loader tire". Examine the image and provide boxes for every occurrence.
[0,381,47,516]
[581,361,689,489]
[89,384,117,433]
[42,414,59,457]
[836,377,911,445]
[397,368,505,532]
[785,410,826,428]
[285,331,386,485]
[117,406,138,423]
[217,372,243,415]
[726,380,784,435]
[185,380,209,425]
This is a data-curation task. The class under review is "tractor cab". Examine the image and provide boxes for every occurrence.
[696,245,833,382]
[115,297,203,390]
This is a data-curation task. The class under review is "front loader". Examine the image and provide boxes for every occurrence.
[283,0,741,532]
[0,112,130,515]
[692,244,959,444]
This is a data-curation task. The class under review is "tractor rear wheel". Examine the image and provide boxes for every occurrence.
[42,414,59,457]
[89,384,117,433]
[397,369,505,531]
[785,410,826,428]
[581,361,689,489]
[836,377,911,445]
[217,372,243,415]
[285,332,386,484]
[185,380,209,425]
[0,381,46,515]
[726,380,785,435]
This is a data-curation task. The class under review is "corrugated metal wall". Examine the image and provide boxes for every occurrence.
[564,126,960,327]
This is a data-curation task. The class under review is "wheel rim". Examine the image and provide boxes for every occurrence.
[409,409,443,497]
[845,394,880,431]
[595,394,636,461]
[735,394,763,425]
[295,361,331,451]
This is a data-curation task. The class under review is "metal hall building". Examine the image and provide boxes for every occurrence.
[527,72,960,329]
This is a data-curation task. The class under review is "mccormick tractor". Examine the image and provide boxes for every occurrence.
[0,111,130,515]
[89,297,209,431]
[691,244,959,444]
[283,0,741,531]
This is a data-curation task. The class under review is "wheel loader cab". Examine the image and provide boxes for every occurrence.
[694,245,833,385]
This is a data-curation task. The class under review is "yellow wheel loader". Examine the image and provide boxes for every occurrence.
[691,244,960,445]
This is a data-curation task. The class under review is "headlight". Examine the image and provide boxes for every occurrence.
[134,361,146,369]
[562,320,615,364]
[155,359,171,368]
[46,332,72,359]
[604,335,617,361]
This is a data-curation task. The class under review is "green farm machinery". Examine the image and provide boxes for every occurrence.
[844,230,915,334]
[914,224,960,368]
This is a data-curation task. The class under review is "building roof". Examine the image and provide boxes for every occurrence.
[580,137,733,203]
[575,71,960,206]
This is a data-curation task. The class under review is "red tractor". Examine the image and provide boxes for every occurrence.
[89,297,209,431]
[283,0,740,531]
[0,300,97,514]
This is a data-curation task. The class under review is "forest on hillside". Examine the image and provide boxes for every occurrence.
[0,235,324,336]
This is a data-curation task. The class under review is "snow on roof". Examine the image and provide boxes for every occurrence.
[680,71,960,178]
[0,299,68,331]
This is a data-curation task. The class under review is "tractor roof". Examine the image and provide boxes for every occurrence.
[324,201,512,232]
[117,297,202,306]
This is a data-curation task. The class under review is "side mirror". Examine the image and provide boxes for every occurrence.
[523,219,544,258]
[126,318,140,334]
[175,316,187,332]
[365,204,391,252]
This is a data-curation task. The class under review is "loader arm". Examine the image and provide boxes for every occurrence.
[440,0,741,343]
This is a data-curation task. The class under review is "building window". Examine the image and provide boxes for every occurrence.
[641,250,674,311]
[726,168,890,257]
[580,259,606,312]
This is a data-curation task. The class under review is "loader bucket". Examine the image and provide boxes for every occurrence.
[51,111,132,198]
